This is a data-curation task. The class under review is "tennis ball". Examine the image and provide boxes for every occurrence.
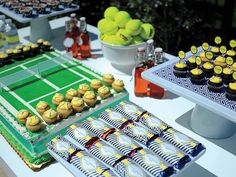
[97,18,118,35]
[114,11,131,28]
[116,29,132,46]
[125,19,143,36]
[99,33,107,41]
[140,23,155,40]
[104,6,119,21]
[131,36,144,44]
[102,35,121,45]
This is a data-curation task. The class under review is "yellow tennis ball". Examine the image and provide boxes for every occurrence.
[102,35,121,45]
[104,6,119,21]
[116,29,132,46]
[125,19,143,36]
[97,18,118,35]
[140,23,155,40]
[114,11,131,28]
[131,35,144,44]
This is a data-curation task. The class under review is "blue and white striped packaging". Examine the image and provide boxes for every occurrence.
[114,101,145,121]
[147,137,191,169]
[161,128,205,157]
[99,108,130,129]
[70,151,116,177]
[47,135,80,161]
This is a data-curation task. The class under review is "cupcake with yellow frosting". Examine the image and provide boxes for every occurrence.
[0,52,9,65]
[26,115,42,132]
[211,47,220,55]
[42,41,52,51]
[232,63,236,71]
[90,79,102,91]
[37,38,44,47]
[71,97,85,113]
[202,62,214,78]
[208,75,223,92]
[173,62,188,77]
[83,91,97,107]
[57,101,73,118]
[6,48,14,58]
[31,43,40,55]
[42,109,58,124]
[66,88,78,101]
[98,86,111,99]
[226,82,236,101]
[52,93,65,107]
[12,49,22,60]
[213,56,227,68]
[199,52,209,63]
[23,46,31,58]
[190,68,205,85]
[78,83,90,95]
[222,67,233,84]
[226,50,236,57]
[36,101,50,115]
[103,74,115,85]
[16,109,32,125]
[112,79,125,92]
[186,57,197,70]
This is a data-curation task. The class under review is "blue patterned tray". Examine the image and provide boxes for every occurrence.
[142,52,236,123]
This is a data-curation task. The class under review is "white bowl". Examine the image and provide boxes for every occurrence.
[101,40,146,75]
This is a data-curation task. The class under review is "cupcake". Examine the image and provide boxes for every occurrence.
[83,91,97,107]
[112,79,125,92]
[213,56,227,68]
[173,62,188,77]
[0,52,10,65]
[42,109,58,124]
[6,48,14,58]
[103,74,115,85]
[19,6,33,18]
[26,115,42,132]
[208,75,224,92]
[71,97,85,113]
[199,52,208,63]
[23,46,31,58]
[66,88,78,101]
[226,82,236,101]
[190,68,205,85]
[57,101,73,118]
[37,38,44,47]
[12,49,22,60]
[36,101,50,115]
[16,44,24,52]
[90,79,102,91]
[202,62,214,78]
[186,57,197,70]
[233,63,236,71]
[52,93,65,107]
[211,47,220,56]
[226,50,235,57]
[78,84,90,95]
[42,41,52,51]
[98,86,111,99]
[31,44,40,55]
[222,67,233,85]
[16,109,31,125]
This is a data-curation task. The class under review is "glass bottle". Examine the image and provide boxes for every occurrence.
[4,19,19,49]
[79,17,92,59]
[63,20,73,53]
[0,15,6,49]
[134,47,149,97]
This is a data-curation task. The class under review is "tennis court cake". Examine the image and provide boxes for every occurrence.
[0,44,128,170]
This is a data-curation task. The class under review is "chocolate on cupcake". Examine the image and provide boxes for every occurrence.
[190,68,205,85]
[226,82,236,101]
[186,57,197,70]
[202,62,214,78]
[173,62,188,78]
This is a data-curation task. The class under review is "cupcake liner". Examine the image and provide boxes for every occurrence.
[161,128,205,157]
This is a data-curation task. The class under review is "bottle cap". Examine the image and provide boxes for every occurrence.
[70,13,76,17]
[80,17,86,21]
[154,47,163,53]
[147,39,154,44]
[5,19,12,23]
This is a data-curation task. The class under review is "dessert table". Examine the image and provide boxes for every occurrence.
[0,17,236,177]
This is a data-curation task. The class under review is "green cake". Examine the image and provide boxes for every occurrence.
[0,50,128,170]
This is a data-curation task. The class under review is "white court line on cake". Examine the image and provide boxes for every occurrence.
[28,78,85,104]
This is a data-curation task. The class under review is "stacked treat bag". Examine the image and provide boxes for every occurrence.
[64,13,92,59]
[98,6,165,99]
